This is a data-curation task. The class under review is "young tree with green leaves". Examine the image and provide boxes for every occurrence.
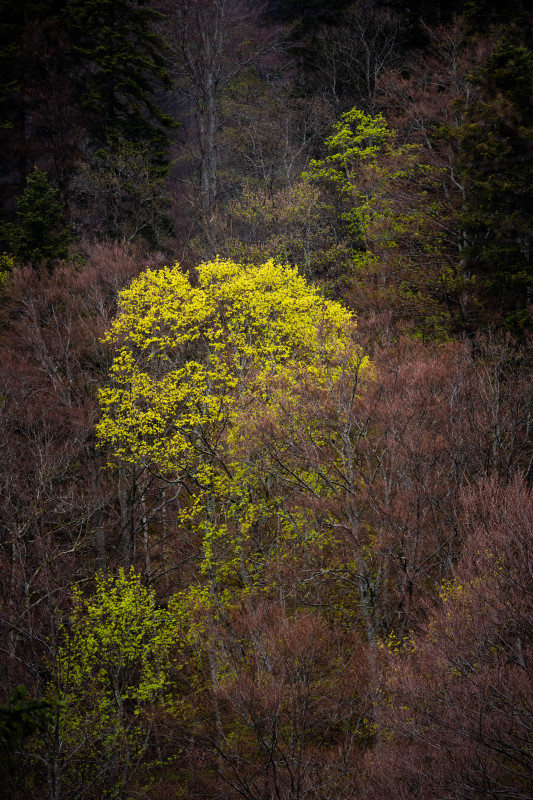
[36,569,180,800]
[304,107,459,336]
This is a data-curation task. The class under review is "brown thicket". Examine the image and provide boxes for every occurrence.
[366,475,533,800]
[3,257,532,796]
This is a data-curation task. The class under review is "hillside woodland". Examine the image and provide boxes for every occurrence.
[0,1,532,798]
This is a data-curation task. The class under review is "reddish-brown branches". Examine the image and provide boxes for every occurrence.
[368,475,533,800]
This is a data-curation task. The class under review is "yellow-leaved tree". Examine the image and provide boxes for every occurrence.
[97,258,370,609]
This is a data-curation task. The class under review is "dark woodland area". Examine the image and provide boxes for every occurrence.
[1,1,533,798]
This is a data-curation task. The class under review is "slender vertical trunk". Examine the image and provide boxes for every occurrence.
[118,463,136,568]
[141,487,151,584]
[197,17,221,254]
[46,704,62,800]
[89,449,106,569]
[161,487,170,592]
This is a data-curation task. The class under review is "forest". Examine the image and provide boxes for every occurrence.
[0,0,532,798]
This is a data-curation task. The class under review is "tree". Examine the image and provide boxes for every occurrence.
[218,82,330,195]
[0,0,72,204]
[65,0,175,155]
[179,604,370,800]
[74,137,174,245]
[0,688,55,778]
[311,0,402,107]
[368,475,533,800]
[20,21,86,202]
[374,18,488,333]
[304,107,454,336]
[375,18,533,333]
[457,37,533,331]
[0,252,14,289]
[0,242,153,793]
[97,259,367,602]
[459,0,532,34]
[164,0,285,253]
[95,257,374,794]
[214,178,353,286]
[30,569,180,800]
[1,166,73,268]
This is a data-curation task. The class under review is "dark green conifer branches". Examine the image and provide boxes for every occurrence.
[458,38,533,331]
[66,0,175,160]
[1,166,73,268]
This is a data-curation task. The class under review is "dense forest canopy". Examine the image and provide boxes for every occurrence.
[0,1,532,799]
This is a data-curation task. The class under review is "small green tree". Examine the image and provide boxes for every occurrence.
[40,569,180,799]
[1,166,73,268]
[304,108,456,336]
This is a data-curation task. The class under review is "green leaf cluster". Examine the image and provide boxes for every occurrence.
[304,108,421,239]
[51,568,180,793]
[304,107,457,336]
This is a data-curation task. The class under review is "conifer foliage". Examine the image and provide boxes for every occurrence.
[1,166,72,267]
[66,0,175,154]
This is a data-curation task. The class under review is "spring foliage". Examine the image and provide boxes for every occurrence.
[304,108,453,335]
[98,258,369,597]
[98,258,362,468]
[49,569,180,795]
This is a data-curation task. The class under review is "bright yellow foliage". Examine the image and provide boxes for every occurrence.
[98,258,359,469]
[98,258,369,597]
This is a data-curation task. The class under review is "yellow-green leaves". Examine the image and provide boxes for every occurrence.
[304,106,454,338]
[98,258,369,599]
[304,107,422,241]
[0,252,13,290]
[307,108,393,184]
[60,569,178,705]
[52,569,181,794]
[98,258,355,474]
